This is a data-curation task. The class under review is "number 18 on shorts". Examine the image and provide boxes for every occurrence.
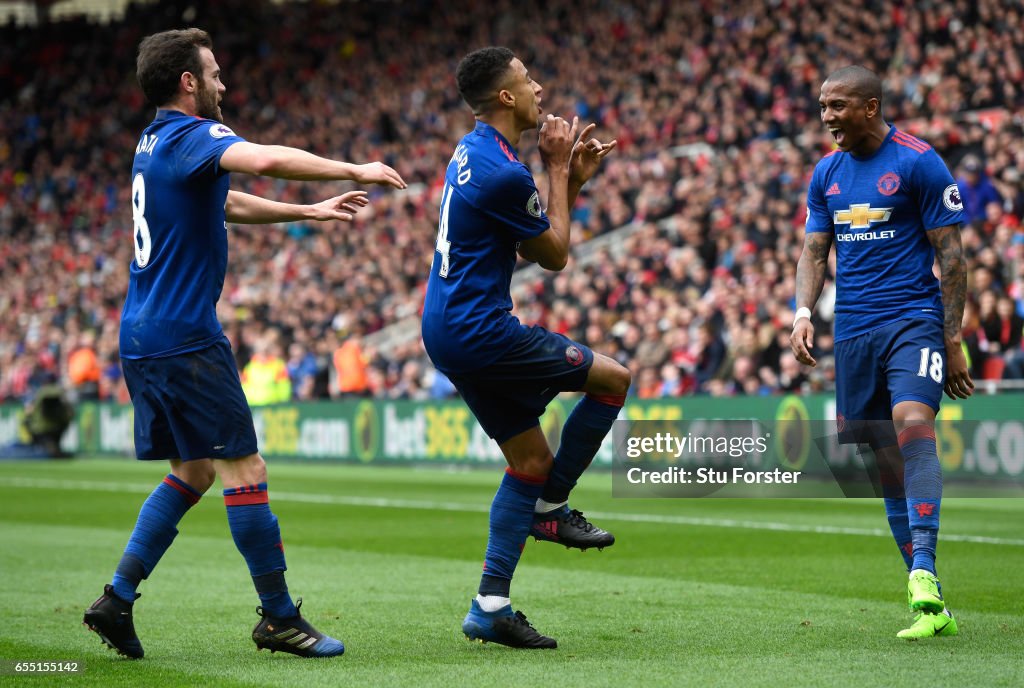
[834,318,945,444]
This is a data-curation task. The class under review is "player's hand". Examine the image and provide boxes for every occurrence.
[570,122,617,185]
[351,162,407,189]
[538,114,577,170]
[943,341,975,399]
[309,190,369,222]
[790,318,816,367]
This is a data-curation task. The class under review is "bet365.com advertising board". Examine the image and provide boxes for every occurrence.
[0,395,1021,486]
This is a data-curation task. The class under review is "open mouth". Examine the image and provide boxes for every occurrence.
[829,127,844,145]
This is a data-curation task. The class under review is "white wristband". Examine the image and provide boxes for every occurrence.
[793,307,812,328]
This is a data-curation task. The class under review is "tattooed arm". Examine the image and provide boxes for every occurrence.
[926,224,974,399]
[790,231,833,368]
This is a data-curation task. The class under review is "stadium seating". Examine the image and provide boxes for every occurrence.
[1,0,1022,403]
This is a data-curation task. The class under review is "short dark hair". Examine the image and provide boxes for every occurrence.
[824,65,883,109]
[456,47,515,114]
[136,28,212,107]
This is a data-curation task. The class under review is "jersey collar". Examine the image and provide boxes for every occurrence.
[849,124,895,162]
[153,108,192,122]
[473,120,518,160]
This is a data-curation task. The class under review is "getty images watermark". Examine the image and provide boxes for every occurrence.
[611,419,1024,498]
[622,430,801,487]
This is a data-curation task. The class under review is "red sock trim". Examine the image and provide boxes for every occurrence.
[898,425,935,447]
[224,491,269,506]
[163,476,201,506]
[586,393,626,408]
[505,467,547,485]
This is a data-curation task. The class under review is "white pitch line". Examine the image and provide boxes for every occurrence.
[2,476,1023,547]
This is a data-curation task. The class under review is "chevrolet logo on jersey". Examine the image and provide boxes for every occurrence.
[834,204,892,229]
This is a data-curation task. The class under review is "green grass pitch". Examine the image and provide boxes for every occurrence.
[0,458,1021,687]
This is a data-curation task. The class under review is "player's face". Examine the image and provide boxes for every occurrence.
[195,47,226,122]
[504,58,543,129]
[819,80,874,154]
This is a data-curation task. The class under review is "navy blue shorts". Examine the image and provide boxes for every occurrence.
[121,337,258,461]
[448,326,594,445]
[834,318,944,446]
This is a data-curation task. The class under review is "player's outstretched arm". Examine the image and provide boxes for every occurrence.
[225,190,369,224]
[927,223,975,399]
[220,142,406,188]
[790,231,833,368]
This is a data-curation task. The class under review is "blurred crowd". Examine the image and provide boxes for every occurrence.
[1,0,1023,405]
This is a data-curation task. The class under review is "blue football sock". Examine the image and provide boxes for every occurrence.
[541,394,624,505]
[224,483,296,619]
[899,426,942,575]
[876,447,913,570]
[478,469,546,598]
[111,474,201,602]
[883,498,914,570]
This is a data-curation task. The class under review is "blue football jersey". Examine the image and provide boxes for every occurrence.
[120,110,245,359]
[421,121,550,374]
[805,127,964,342]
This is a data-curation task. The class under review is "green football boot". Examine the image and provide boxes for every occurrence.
[907,570,944,613]
[897,608,958,640]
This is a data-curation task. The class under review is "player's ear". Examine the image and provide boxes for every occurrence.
[865,97,880,119]
[180,71,197,94]
[497,87,515,109]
